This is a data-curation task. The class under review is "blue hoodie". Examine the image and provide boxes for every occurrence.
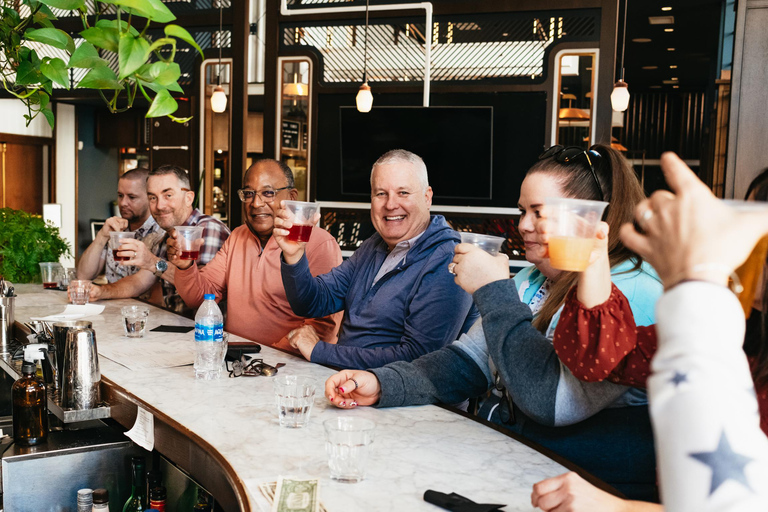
[281,215,479,369]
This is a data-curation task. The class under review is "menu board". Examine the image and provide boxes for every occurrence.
[282,120,300,150]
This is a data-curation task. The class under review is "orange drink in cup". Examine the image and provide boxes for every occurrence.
[545,197,609,272]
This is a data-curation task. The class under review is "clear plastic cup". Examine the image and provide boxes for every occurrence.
[459,232,505,256]
[273,375,316,428]
[108,232,136,262]
[174,226,205,260]
[39,262,63,289]
[545,197,609,272]
[69,280,92,306]
[324,417,376,483]
[121,305,150,338]
[283,201,320,243]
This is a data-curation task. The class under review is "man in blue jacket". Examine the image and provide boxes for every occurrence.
[274,149,479,369]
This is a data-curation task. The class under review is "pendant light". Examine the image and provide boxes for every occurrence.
[211,0,227,113]
[356,0,373,113]
[611,0,630,112]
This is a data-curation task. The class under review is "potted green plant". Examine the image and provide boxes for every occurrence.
[0,208,71,283]
[0,0,203,128]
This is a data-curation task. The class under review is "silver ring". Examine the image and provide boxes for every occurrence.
[351,378,359,390]
[448,262,457,275]
[134,251,137,257]
[639,208,654,228]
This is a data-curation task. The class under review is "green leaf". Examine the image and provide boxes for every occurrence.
[101,0,175,23]
[138,0,176,23]
[164,24,203,57]
[2,7,22,27]
[77,65,122,89]
[145,37,174,59]
[37,0,85,10]
[139,78,183,94]
[32,4,58,26]
[41,105,55,129]
[24,27,75,53]
[68,42,105,68]
[38,91,50,109]
[40,57,69,88]
[95,18,140,37]
[148,61,180,86]
[146,88,177,117]
[14,60,41,85]
[81,26,119,53]
[118,33,150,79]
[42,79,53,95]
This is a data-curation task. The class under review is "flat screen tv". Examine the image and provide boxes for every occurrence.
[339,106,493,201]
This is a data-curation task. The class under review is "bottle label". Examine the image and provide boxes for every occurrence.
[195,323,224,342]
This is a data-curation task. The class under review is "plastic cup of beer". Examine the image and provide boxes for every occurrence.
[459,232,505,256]
[283,201,320,243]
[725,200,768,317]
[69,280,92,305]
[108,231,136,262]
[39,262,63,289]
[174,226,205,260]
[545,197,609,272]
[324,417,376,483]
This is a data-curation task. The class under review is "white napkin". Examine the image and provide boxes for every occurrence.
[30,304,105,321]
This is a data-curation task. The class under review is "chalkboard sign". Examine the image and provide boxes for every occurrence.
[301,123,308,151]
[282,121,300,150]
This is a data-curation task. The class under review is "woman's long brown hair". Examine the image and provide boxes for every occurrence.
[530,144,648,333]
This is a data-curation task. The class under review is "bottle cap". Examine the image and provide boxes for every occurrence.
[21,361,36,374]
[150,486,167,500]
[92,488,109,504]
[204,293,215,300]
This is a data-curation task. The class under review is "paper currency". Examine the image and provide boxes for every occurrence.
[269,476,320,512]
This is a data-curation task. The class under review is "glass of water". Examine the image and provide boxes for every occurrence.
[324,417,376,483]
[121,306,150,338]
[272,375,317,428]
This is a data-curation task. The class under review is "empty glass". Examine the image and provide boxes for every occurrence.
[121,306,150,338]
[69,280,92,305]
[324,417,376,483]
[273,375,317,428]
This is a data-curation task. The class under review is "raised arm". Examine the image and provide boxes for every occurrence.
[77,216,127,279]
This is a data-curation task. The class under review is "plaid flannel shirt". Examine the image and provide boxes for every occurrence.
[155,209,230,314]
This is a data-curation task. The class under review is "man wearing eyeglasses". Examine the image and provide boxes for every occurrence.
[88,165,230,314]
[275,149,478,369]
[170,159,342,347]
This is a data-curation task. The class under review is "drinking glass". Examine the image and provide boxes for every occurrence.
[459,232,505,256]
[39,262,63,289]
[174,226,205,260]
[283,201,320,243]
[121,306,150,338]
[324,417,376,483]
[69,280,92,305]
[272,375,316,428]
[108,232,136,262]
[725,200,768,316]
[545,197,609,272]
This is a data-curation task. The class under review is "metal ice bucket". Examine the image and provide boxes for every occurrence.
[52,320,92,391]
[0,296,15,356]
[61,327,101,410]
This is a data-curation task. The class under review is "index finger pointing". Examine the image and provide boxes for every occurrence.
[660,152,710,197]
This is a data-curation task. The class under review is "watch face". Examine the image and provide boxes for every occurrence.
[156,260,168,272]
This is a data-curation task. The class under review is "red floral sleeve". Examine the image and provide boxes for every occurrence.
[553,284,658,388]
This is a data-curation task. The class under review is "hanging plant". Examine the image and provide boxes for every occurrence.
[0,0,204,128]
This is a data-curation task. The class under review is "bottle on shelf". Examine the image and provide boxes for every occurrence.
[77,488,93,512]
[146,468,162,501]
[122,456,146,512]
[12,356,48,446]
[92,488,110,511]
[149,485,166,512]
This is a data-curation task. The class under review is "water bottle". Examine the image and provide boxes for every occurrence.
[194,294,224,380]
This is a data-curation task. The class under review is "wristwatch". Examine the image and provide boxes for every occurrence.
[153,259,168,278]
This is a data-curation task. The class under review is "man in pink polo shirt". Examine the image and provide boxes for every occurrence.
[171,159,342,349]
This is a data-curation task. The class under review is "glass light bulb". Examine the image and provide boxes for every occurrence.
[611,81,630,112]
[356,83,373,113]
[211,86,228,113]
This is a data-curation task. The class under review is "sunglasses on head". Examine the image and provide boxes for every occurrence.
[538,145,605,202]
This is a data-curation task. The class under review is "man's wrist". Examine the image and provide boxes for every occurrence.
[143,255,159,272]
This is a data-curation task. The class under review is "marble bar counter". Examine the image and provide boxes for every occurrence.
[11,283,582,512]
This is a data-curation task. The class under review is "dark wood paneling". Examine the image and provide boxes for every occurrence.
[95,110,142,148]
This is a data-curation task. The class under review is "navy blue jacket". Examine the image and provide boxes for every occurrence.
[281,215,479,369]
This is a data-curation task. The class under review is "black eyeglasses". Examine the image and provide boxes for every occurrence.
[237,186,291,203]
[538,145,605,202]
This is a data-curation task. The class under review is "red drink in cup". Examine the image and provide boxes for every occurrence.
[109,231,136,262]
[175,226,205,261]
[43,282,58,289]
[283,200,320,244]
[112,249,130,262]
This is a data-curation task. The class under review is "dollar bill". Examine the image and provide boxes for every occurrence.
[269,476,320,512]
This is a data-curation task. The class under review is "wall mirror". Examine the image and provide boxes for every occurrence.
[555,52,596,148]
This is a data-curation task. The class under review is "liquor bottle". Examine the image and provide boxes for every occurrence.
[92,488,110,511]
[149,485,166,512]
[146,469,162,502]
[12,360,48,446]
[122,456,146,512]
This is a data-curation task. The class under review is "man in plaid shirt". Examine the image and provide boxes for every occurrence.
[91,165,230,315]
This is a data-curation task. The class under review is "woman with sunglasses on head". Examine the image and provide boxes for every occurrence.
[325,143,662,499]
